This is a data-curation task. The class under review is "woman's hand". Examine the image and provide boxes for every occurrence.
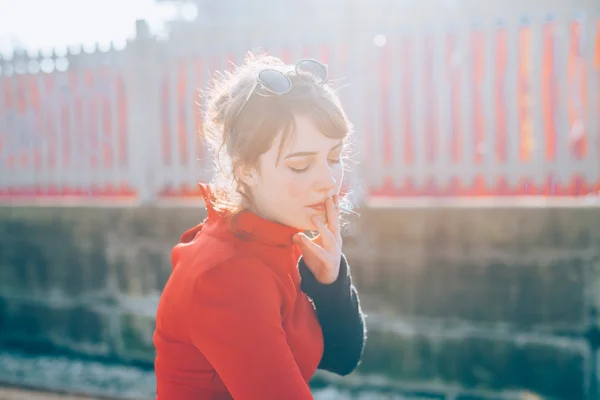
[293,195,342,285]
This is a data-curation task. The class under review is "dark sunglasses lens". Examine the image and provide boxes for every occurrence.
[258,70,291,94]
[296,60,327,83]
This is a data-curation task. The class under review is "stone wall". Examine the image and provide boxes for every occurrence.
[0,205,599,399]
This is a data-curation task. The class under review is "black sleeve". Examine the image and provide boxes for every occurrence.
[298,254,367,376]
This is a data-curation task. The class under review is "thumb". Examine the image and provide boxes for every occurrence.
[293,233,329,261]
[293,232,310,248]
[293,232,322,245]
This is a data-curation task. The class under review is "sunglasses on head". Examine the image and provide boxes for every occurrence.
[235,58,329,120]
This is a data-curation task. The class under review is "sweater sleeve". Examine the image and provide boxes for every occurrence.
[298,254,366,376]
[189,257,314,400]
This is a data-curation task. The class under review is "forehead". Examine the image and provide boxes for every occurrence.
[282,115,342,152]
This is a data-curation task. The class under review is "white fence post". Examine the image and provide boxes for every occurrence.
[123,20,163,204]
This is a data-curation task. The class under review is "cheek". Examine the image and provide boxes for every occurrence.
[283,174,312,200]
[285,178,309,200]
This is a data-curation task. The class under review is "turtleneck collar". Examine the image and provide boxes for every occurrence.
[198,183,302,248]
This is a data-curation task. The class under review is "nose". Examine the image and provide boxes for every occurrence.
[314,164,337,194]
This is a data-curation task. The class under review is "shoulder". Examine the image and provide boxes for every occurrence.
[190,255,285,320]
[204,255,273,279]
[198,255,283,300]
[171,228,283,302]
[172,227,246,276]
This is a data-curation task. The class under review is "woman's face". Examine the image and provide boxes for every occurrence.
[245,115,345,231]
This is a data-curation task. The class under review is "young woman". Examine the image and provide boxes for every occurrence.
[153,52,366,400]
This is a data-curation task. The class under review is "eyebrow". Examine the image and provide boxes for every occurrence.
[284,141,343,160]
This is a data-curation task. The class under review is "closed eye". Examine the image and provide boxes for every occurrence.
[289,165,309,173]
[289,158,341,174]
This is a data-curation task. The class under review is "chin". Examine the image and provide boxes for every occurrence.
[286,210,325,231]
[277,214,308,231]
[296,219,315,231]
[307,214,327,231]
[292,216,317,232]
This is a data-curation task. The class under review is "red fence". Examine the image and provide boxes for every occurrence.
[0,15,599,204]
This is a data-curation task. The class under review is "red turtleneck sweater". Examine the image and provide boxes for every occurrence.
[153,184,365,400]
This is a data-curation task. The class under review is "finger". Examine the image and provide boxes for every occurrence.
[326,196,341,239]
[311,234,323,247]
[312,215,336,250]
[295,233,330,262]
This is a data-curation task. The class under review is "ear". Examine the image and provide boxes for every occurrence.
[235,165,259,188]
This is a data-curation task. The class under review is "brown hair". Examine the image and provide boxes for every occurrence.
[200,51,353,215]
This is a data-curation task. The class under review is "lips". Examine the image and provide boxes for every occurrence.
[307,202,326,211]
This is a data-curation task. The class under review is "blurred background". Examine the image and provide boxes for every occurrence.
[0,0,599,399]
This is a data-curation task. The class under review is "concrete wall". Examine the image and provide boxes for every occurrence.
[0,205,599,399]
[343,206,600,399]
